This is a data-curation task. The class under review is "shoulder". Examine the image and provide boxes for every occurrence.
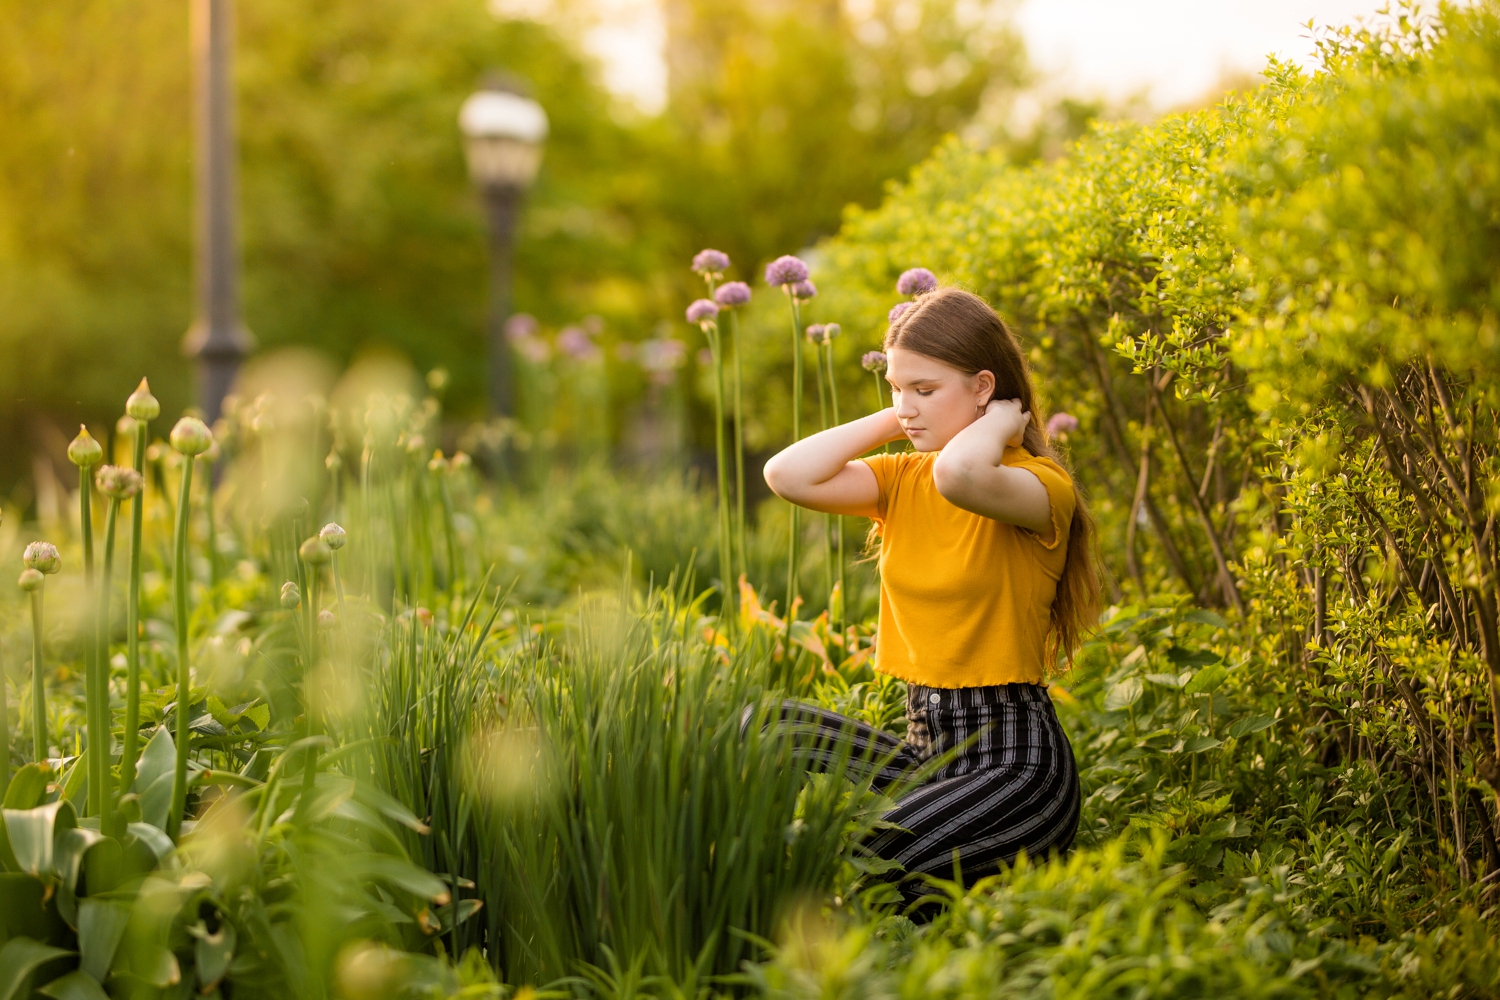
[860,449,929,486]
[1003,447,1076,548]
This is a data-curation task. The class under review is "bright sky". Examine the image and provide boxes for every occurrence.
[494,0,1422,115]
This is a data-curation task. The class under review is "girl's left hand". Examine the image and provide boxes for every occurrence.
[984,398,1030,447]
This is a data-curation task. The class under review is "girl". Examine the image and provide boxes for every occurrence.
[762,286,1099,891]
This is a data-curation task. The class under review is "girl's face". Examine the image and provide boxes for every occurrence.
[885,347,995,451]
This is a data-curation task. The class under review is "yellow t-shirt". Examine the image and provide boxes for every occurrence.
[861,446,1075,688]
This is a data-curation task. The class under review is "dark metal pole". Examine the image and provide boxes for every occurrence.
[483,185,521,418]
[184,0,252,425]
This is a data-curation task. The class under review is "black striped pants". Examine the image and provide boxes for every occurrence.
[767,682,1080,889]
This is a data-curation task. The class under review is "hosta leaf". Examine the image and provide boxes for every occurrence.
[0,937,72,1000]
[1227,715,1278,739]
[1104,678,1144,711]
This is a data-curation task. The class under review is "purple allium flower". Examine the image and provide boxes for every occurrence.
[861,351,888,373]
[692,248,731,275]
[505,313,539,342]
[896,267,938,296]
[1046,412,1080,437]
[805,323,826,344]
[696,347,714,367]
[516,336,551,364]
[558,325,599,361]
[714,281,752,307]
[638,338,686,373]
[686,299,720,325]
[791,279,817,300]
[888,301,913,324]
[765,255,809,286]
[823,322,841,340]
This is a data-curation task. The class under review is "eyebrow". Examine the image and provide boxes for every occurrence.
[902,377,940,386]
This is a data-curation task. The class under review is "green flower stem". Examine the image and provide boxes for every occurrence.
[826,339,846,636]
[785,293,804,625]
[303,568,321,795]
[813,339,833,606]
[98,495,120,834]
[79,465,106,820]
[121,422,148,793]
[30,589,46,762]
[168,453,197,840]
[706,322,734,613]
[205,457,220,588]
[0,645,8,791]
[729,309,748,585]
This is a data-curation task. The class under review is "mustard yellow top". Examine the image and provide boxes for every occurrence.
[861,447,1075,688]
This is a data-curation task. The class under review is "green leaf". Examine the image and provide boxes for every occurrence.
[1227,715,1278,739]
[191,922,235,991]
[123,824,175,865]
[77,900,129,983]
[131,728,175,796]
[1182,736,1224,753]
[345,855,450,903]
[0,937,72,1000]
[3,801,77,878]
[137,773,173,833]
[1104,677,1144,711]
[1167,647,1221,668]
[0,874,67,945]
[1181,609,1228,628]
[56,759,85,806]
[351,784,430,835]
[2,764,54,810]
[1145,672,1190,689]
[36,971,109,1000]
[1183,662,1229,696]
[51,828,106,896]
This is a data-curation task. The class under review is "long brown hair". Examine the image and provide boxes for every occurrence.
[885,286,1101,671]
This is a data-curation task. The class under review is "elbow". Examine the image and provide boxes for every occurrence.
[762,452,794,500]
[931,452,974,504]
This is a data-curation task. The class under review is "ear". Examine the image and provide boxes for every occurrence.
[973,370,996,408]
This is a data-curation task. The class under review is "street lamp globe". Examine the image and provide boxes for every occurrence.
[459,88,549,192]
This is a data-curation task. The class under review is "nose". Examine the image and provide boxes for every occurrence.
[895,393,919,419]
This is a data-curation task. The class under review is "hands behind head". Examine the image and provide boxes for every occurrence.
[984,398,1030,448]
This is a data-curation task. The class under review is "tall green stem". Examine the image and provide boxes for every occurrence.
[121,423,148,792]
[79,466,106,819]
[707,322,734,612]
[98,497,120,833]
[813,339,833,606]
[827,340,846,635]
[30,590,45,762]
[785,294,804,623]
[169,454,197,839]
[303,566,321,795]
[0,645,8,791]
[729,310,748,586]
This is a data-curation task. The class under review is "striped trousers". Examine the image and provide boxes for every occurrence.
[766,682,1080,890]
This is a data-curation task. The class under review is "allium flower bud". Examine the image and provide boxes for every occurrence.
[116,415,137,437]
[896,267,938,296]
[24,541,61,575]
[1046,412,1080,437]
[691,248,730,275]
[765,255,809,286]
[450,451,472,472]
[299,536,332,566]
[280,581,301,609]
[888,302,912,324]
[96,465,143,500]
[790,280,817,300]
[169,416,214,456]
[557,326,600,361]
[428,451,447,473]
[126,378,161,421]
[318,609,336,629]
[319,522,347,550]
[805,324,826,344]
[714,281,751,307]
[68,426,103,468]
[504,313,539,342]
[861,351,888,373]
[823,323,841,340]
[18,568,44,592]
[415,607,434,628]
[685,299,719,326]
[326,448,344,472]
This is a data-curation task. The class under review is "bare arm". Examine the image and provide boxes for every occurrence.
[931,399,1054,538]
[763,408,905,517]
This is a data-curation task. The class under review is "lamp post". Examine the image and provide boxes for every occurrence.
[459,80,548,418]
[182,0,253,426]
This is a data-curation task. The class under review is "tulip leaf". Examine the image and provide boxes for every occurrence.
[124,823,175,865]
[137,773,174,833]
[37,970,110,1000]
[0,937,72,1000]
[77,899,129,983]
[346,854,450,903]
[131,729,175,797]
[3,800,77,878]
[2,764,53,811]
[0,873,67,944]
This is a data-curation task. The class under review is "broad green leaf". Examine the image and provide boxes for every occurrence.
[37,971,109,1000]
[1103,677,1143,711]
[1181,609,1228,629]
[2,764,53,811]
[124,824,175,865]
[346,855,450,903]
[1167,647,1221,668]
[0,874,66,944]
[51,829,106,896]
[0,937,72,1000]
[3,801,77,877]
[351,784,430,834]
[56,760,85,806]
[1183,662,1229,696]
[77,900,129,983]
[131,729,175,796]
[1145,672,1190,689]
[137,773,173,833]
[1228,715,1278,739]
[190,922,235,991]
[1182,736,1224,753]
